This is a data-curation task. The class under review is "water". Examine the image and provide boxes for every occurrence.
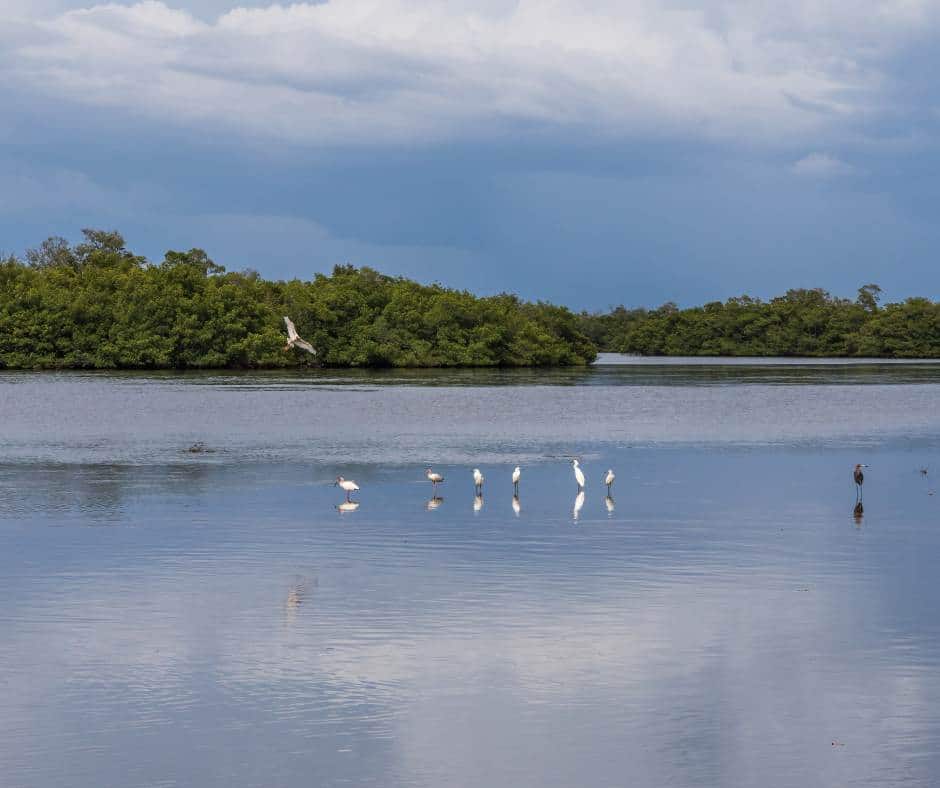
[2,357,940,787]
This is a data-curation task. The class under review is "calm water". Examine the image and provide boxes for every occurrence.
[2,357,940,787]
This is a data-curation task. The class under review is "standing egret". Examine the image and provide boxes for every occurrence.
[334,476,359,502]
[512,466,521,494]
[854,464,867,500]
[473,468,484,494]
[282,316,316,355]
[573,490,585,521]
[604,469,615,494]
[426,468,444,489]
[572,459,586,491]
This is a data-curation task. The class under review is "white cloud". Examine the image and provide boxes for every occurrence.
[0,1,936,146]
[791,152,858,177]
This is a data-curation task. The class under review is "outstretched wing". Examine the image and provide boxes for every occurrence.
[293,338,317,355]
[283,316,300,342]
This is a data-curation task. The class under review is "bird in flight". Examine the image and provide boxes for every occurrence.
[283,316,316,355]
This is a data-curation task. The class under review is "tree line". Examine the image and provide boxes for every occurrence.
[0,230,595,369]
[577,284,940,358]
[1,230,938,369]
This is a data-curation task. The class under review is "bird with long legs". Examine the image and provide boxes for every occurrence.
[334,476,359,502]
[572,459,586,492]
[512,466,521,494]
[426,468,444,491]
[604,468,615,495]
[473,468,484,495]
[854,464,868,501]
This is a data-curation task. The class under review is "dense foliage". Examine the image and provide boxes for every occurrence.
[578,285,940,357]
[0,230,596,369]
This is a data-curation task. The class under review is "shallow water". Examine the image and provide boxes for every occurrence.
[2,357,940,787]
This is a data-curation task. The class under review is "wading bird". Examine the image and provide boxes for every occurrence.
[572,459,585,491]
[604,469,615,494]
[473,468,484,494]
[512,466,521,493]
[426,468,444,489]
[283,316,316,355]
[854,464,868,500]
[334,476,359,502]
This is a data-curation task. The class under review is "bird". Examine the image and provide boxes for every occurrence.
[283,316,316,355]
[573,490,585,521]
[854,464,867,500]
[473,468,484,494]
[334,476,359,502]
[426,468,444,489]
[604,469,615,494]
[512,466,521,493]
[572,459,585,491]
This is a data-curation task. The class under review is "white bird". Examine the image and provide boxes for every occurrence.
[473,468,484,493]
[572,459,586,490]
[573,490,585,521]
[512,466,521,493]
[512,495,521,516]
[604,469,615,494]
[334,476,359,502]
[426,468,444,488]
[283,316,316,355]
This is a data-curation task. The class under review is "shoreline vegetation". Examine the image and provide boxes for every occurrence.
[1,229,938,369]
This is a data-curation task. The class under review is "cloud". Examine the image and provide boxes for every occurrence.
[2,0,934,147]
[791,152,858,177]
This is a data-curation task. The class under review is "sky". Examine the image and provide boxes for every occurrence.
[1,0,940,309]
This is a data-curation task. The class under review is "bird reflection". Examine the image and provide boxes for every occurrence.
[512,495,521,516]
[473,494,483,512]
[605,495,615,514]
[853,500,864,525]
[573,490,585,521]
[336,501,360,514]
[426,496,444,511]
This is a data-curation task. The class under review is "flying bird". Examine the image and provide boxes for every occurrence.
[572,459,585,491]
[283,316,316,355]
[512,466,521,493]
[334,476,359,502]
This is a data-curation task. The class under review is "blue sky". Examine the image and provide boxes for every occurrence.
[2,0,940,309]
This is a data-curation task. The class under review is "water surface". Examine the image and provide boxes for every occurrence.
[2,357,939,787]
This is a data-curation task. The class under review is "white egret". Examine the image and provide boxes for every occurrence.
[604,469,615,494]
[334,476,359,502]
[512,495,521,516]
[426,468,444,489]
[573,490,585,520]
[572,459,586,490]
[473,468,484,494]
[282,316,316,355]
[512,466,521,493]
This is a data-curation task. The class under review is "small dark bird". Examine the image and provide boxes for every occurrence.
[854,464,867,500]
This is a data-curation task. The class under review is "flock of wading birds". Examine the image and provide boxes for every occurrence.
[330,463,885,519]
[333,460,614,517]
